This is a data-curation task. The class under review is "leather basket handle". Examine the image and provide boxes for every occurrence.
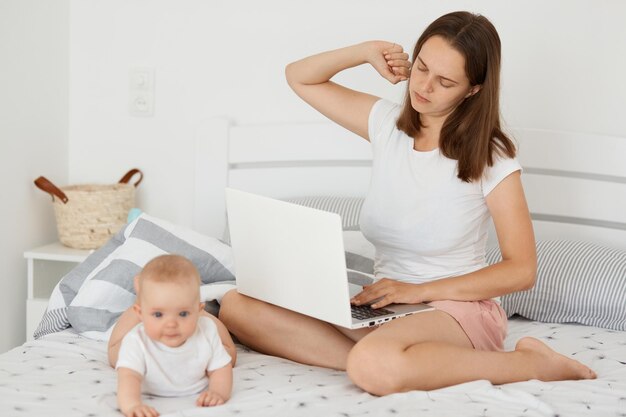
[34,176,69,204]
[118,168,143,187]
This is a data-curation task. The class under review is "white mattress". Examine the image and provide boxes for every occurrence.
[1,318,625,417]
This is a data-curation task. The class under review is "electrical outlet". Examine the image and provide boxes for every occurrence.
[129,68,155,117]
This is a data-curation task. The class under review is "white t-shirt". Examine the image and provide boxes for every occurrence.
[360,99,521,284]
[116,316,232,397]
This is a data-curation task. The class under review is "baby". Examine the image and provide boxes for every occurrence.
[116,254,233,417]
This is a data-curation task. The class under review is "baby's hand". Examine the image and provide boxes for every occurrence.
[124,403,159,417]
[196,390,227,407]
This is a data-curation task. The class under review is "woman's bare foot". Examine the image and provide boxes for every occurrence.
[515,337,597,381]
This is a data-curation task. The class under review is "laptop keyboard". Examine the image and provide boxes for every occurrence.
[351,304,394,320]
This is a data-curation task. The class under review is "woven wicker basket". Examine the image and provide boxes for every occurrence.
[34,169,143,249]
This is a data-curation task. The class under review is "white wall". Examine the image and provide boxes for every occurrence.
[0,0,69,352]
[67,0,626,231]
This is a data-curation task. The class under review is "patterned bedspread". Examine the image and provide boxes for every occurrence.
[1,317,625,417]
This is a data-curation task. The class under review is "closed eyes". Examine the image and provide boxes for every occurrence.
[415,58,458,88]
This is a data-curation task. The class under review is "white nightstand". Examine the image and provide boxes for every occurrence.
[23,242,92,341]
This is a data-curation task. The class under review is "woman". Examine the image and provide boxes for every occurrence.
[220,11,596,395]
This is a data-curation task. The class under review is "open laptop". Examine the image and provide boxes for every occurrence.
[225,188,433,329]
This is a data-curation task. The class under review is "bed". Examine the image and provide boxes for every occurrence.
[1,118,625,417]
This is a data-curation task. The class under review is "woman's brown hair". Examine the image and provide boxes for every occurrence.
[396,11,515,182]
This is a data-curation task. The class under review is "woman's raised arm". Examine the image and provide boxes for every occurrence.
[285,41,410,140]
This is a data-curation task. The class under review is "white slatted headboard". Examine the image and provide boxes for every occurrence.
[512,128,626,249]
[194,119,626,250]
[194,118,371,237]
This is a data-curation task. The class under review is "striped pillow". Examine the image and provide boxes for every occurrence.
[285,196,364,230]
[487,240,626,330]
[35,213,236,341]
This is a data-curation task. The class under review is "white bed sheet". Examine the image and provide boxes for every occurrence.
[1,318,625,417]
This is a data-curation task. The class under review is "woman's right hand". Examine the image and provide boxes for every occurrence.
[365,41,411,84]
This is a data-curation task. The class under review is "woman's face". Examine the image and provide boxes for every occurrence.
[409,35,477,120]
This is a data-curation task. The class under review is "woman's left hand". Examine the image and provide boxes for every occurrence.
[350,278,427,309]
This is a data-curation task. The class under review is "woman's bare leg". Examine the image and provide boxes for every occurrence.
[219,289,372,370]
[347,311,597,395]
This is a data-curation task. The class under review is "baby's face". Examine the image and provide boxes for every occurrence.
[138,280,203,348]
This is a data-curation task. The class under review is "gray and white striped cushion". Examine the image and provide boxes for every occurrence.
[487,240,626,330]
[285,196,364,230]
[35,213,235,341]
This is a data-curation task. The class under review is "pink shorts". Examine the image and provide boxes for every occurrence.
[426,299,508,351]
